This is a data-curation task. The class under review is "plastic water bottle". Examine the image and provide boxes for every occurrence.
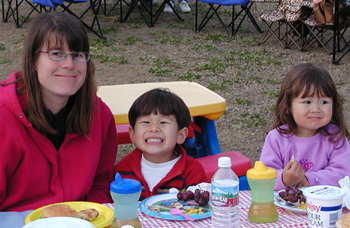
[211,156,240,228]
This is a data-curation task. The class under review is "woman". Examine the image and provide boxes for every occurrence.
[0,11,118,211]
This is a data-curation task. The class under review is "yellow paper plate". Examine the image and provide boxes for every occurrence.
[24,201,114,228]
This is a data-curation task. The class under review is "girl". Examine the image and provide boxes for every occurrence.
[260,63,350,190]
[0,11,118,211]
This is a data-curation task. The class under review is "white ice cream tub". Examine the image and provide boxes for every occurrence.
[304,185,345,228]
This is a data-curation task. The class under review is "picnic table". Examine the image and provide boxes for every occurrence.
[7,190,347,228]
[105,190,349,228]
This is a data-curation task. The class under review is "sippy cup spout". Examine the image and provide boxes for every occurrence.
[253,161,266,171]
[247,161,277,180]
[115,172,122,183]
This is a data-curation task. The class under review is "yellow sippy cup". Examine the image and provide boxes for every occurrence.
[247,161,278,223]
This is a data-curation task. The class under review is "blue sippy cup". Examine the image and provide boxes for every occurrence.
[110,173,142,227]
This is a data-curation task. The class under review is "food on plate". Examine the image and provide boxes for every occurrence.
[296,202,307,210]
[42,205,78,218]
[146,193,210,217]
[171,202,183,209]
[77,208,100,221]
[177,189,210,206]
[185,207,203,215]
[278,186,306,204]
[42,204,99,221]
[336,213,350,228]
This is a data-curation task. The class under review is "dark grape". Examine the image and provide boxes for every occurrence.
[288,194,298,203]
[177,192,183,200]
[278,186,306,205]
[279,191,287,198]
[194,197,200,203]
[198,197,207,206]
[202,190,210,199]
[187,190,194,200]
[194,189,201,198]
[182,192,189,201]
[178,188,209,206]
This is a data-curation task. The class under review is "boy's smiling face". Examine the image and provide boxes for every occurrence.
[129,112,188,163]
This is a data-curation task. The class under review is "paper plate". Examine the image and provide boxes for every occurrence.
[139,193,211,220]
[23,217,95,228]
[24,201,114,228]
[274,189,307,214]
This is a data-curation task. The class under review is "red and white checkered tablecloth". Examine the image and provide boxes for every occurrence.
[105,191,349,228]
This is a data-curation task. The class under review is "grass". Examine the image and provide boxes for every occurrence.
[0,58,12,64]
[148,57,176,76]
[194,57,229,73]
[238,112,266,128]
[0,43,5,51]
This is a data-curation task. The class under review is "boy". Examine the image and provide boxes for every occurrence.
[115,88,207,200]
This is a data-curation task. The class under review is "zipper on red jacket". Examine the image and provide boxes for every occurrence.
[57,152,67,201]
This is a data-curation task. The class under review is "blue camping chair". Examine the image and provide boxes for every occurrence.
[1,0,50,28]
[195,0,262,36]
[35,0,105,39]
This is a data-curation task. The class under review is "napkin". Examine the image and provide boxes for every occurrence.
[169,182,211,194]
[338,176,350,209]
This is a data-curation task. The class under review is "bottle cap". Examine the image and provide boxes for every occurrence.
[218,157,231,167]
[246,161,277,179]
[110,173,142,194]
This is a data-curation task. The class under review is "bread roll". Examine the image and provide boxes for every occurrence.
[41,204,99,221]
[336,213,350,228]
[42,204,79,218]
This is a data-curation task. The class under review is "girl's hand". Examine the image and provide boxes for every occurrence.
[282,160,305,187]
[296,176,309,188]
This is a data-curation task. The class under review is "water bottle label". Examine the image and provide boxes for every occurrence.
[211,185,239,207]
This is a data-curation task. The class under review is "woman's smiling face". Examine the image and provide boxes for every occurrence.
[36,35,87,107]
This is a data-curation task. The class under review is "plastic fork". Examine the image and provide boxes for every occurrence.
[170,208,195,221]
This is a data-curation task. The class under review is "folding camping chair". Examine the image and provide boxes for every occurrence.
[121,0,183,27]
[195,0,262,36]
[258,0,313,50]
[298,17,334,53]
[332,0,350,64]
[57,0,105,39]
[1,0,50,27]
[297,0,350,57]
[102,0,129,18]
[1,0,105,39]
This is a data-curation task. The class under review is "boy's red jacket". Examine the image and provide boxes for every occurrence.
[0,72,118,211]
[115,145,207,200]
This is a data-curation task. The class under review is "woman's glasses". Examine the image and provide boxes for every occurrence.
[40,50,91,63]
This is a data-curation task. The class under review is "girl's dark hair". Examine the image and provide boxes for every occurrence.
[128,88,191,130]
[274,63,349,142]
[15,11,96,135]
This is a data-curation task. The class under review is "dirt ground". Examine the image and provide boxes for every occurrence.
[1,2,350,165]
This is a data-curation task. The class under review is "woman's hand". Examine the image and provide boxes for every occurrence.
[282,160,306,187]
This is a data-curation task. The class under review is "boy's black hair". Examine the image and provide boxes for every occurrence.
[128,88,191,129]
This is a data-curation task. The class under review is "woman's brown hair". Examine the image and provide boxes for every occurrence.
[274,63,349,142]
[17,11,96,135]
